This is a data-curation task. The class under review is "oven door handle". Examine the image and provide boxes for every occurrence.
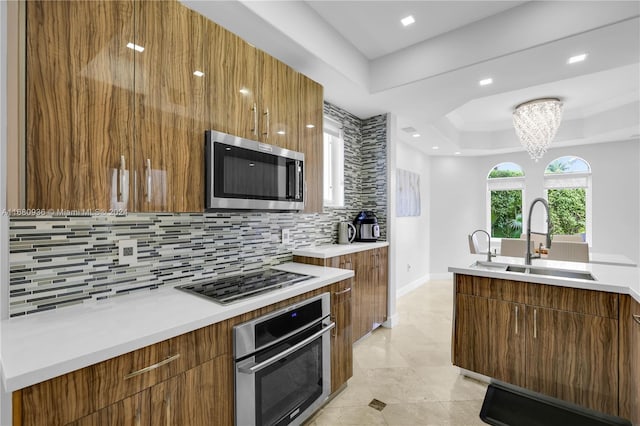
[238,322,335,375]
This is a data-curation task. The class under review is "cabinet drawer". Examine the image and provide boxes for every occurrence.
[17,321,228,426]
[456,274,526,304]
[526,283,618,318]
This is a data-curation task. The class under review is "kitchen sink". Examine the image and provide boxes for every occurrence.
[505,265,596,280]
[470,261,596,281]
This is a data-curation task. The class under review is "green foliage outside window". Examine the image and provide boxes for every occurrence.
[548,188,586,235]
[489,168,524,238]
[491,190,522,238]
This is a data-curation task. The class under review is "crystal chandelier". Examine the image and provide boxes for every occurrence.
[512,98,563,161]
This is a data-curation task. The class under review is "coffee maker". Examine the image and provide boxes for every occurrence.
[353,211,380,242]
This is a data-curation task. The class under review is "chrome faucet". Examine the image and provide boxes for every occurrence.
[525,198,553,265]
[471,229,495,262]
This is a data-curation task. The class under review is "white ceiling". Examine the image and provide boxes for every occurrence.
[183,0,640,157]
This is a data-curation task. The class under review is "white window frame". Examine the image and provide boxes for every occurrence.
[486,175,526,239]
[544,171,592,246]
[323,117,344,207]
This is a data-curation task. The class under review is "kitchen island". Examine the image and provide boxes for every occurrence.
[449,255,640,424]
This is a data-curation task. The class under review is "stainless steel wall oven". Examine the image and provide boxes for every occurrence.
[233,293,333,426]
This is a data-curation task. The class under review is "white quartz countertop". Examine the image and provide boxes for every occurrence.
[0,263,353,392]
[449,254,640,303]
[292,241,389,258]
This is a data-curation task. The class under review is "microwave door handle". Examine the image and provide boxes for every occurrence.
[286,160,295,199]
[238,322,335,375]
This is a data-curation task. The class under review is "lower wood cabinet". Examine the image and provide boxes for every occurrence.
[330,279,353,393]
[454,294,525,387]
[68,390,149,426]
[619,295,640,424]
[149,355,233,425]
[12,279,352,426]
[294,246,388,343]
[454,274,620,417]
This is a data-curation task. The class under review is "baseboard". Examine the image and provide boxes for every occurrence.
[396,274,430,298]
[429,272,453,281]
[382,313,400,328]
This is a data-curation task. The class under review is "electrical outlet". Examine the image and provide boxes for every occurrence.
[118,239,138,266]
[407,263,411,272]
[281,228,291,245]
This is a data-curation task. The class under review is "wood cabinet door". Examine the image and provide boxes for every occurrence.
[331,280,353,393]
[205,20,260,141]
[258,52,300,151]
[373,247,388,326]
[150,356,233,426]
[298,76,324,213]
[67,391,150,426]
[26,0,134,211]
[352,250,373,342]
[134,0,205,212]
[525,307,618,415]
[454,294,525,385]
[619,295,640,424]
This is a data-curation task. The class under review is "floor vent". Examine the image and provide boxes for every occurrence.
[368,398,387,411]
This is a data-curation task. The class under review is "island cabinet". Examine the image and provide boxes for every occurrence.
[24,0,322,213]
[294,246,389,343]
[12,278,352,425]
[454,274,619,416]
[619,295,640,424]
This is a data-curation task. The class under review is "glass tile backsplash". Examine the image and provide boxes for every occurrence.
[8,103,388,317]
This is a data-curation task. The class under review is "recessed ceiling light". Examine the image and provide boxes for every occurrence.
[126,42,144,52]
[306,124,315,129]
[432,146,439,150]
[454,151,461,155]
[479,78,493,86]
[239,88,249,95]
[193,70,204,77]
[401,15,415,27]
[277,130,286,135]
[412,133,420,138]
[568,53,587,64]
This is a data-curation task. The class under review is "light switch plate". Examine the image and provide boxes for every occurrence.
[118,239,138,266]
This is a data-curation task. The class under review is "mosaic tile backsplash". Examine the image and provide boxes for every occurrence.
[8,103,388,317]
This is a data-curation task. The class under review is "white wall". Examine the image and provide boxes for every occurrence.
[429,140,640,274]
[395,140,432,294]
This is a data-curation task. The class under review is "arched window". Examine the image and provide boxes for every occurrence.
[544,156,592,244]
[487,162,525,238]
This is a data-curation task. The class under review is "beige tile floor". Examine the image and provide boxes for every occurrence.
[306,279,488,426]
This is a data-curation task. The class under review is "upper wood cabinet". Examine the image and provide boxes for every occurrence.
[134,1,208,211]
[134,0,206,212]
[25,0,323,213]
[299,76,324,213]
[26,0,135,211]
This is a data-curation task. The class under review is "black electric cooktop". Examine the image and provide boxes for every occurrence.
[177,269,312,305]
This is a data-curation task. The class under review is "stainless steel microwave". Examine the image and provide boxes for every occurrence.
[205,130,305,211]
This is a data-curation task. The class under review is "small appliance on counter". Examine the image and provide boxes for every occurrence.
[338,222,356,244]
[353,210,380,242]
